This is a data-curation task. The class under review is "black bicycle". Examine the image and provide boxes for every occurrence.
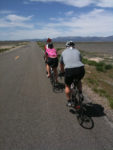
[70,79,94,129]
[59,72,94,129]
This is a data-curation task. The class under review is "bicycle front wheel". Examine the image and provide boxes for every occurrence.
[77,112,94,129]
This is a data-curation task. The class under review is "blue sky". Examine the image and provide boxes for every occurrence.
[0,0,113,40]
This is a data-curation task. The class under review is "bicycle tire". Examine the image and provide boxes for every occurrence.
[70,80,94,129]
[50,68,55,87]
[77,106,94,129]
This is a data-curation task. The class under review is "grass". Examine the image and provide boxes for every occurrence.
[93,87,113,108]
[0,48,10,53]
[37,41,45,50]
[56,48,63,51]
[87,78,99,86]
[82,57,113,72]
[0,42,27,53]
[84,64,113,109]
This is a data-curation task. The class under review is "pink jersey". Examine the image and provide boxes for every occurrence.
[46,48,57,58]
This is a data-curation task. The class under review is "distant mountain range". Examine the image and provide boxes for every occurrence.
[52,35,113,42]
[5,35,112,42]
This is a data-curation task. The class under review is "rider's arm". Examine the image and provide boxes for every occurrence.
[45,50,48,60]
[60,55,64,72]
[60,63,64,73]
[80,54,82,61]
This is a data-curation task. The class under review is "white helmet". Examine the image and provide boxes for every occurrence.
[66,41,75,47]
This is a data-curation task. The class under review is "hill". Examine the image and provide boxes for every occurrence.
[52,36,113,42]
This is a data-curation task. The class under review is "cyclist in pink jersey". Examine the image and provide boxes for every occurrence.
[44,38,52,74]
[46,47,57,58]
[45,43,58,82]
[44,38,52,52]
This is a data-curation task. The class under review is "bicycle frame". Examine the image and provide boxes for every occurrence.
[70,79,82,109]
[50,67,55,88]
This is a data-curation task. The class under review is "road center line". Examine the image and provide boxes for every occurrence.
[15,56,20,60]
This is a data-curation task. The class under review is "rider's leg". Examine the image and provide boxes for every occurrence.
[46,64,48,74]
[77,80,84,101]
[76,66,85,93]
[47,64,50,77]
[77,80,82,93]
[44,55,48,74]
[65,85,73,106]
[65,85,71,100]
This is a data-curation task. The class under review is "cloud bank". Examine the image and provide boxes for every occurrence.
[0,8,113,40]
[29,0,113,8]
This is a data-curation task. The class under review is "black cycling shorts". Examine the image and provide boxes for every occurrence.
[47,57,58,68]
[65,66,85,86]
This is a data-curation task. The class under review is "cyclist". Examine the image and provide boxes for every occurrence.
[44,38,52,74]
[44,38,52,52]
[59,41,85,106]
[45,43,58,83]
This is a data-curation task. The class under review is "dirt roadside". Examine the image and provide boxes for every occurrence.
[83,84,113,123]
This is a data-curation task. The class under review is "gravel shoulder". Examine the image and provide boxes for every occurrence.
[83,84,113,123]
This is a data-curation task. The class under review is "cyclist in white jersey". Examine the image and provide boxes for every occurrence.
[60,41,85,106]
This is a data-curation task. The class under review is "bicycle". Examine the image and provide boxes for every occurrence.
[59,72,94,129]
[70,79,94,129]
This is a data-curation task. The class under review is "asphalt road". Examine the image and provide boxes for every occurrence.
[0,42,113,150]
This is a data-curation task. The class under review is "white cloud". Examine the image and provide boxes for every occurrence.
[49,17,64,22]
[29,0,113,8]
[0,14,34,28]
[29,0,92,7]
[38,8,113,37]
[6,14,33,22]
[0,20,34,28]
[0,8,113,40]
[96,0,113,8]
[23,1,30,4]
[0,10,13,14]
[65,11,74,16]
[0,28,61,40]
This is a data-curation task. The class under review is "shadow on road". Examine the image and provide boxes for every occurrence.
[53,82,65,93]
[83,102,105,118]
[69,103,105,129]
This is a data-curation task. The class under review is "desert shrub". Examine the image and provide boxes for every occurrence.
[83,57,112,72]
[0,48,9,53]
[96,62,113,72]
[56,48,62,51]
[82,58,89,64]
[109,98,113,108]
[96,65,105,72]
[105,64,113,70]
[95,62,105,72]
[57,54,61,60]
[82,58,97,66]
[88,60,97,66]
